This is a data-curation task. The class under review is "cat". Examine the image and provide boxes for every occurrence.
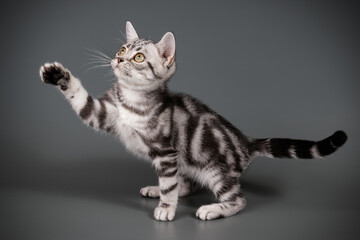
[39,21,347,221]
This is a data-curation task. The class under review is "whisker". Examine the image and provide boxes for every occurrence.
[105,77,117,83]
[105,75,117,83]
[83,63,111,73]
[119,30,126,40]
[85,54,111,63]
[82,45,116,76]
[85,46,110,56]
[86,58,111,63]
[99,46,112,59]
[81,60,111,68]
[104,70,115,79]
[115,37,124,43]
[85,55,111,63]
[93,49,111,60]
[101,68,117,82]
[85,51,110,59]
[84,47,111,60]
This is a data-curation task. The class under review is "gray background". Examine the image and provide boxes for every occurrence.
[1,0,359,239]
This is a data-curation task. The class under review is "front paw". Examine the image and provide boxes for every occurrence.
[40,62,70,90]
[154,206,176,221]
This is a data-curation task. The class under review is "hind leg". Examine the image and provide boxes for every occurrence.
[196,177,246,221]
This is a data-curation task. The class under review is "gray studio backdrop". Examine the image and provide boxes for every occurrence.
[0,0,359,240]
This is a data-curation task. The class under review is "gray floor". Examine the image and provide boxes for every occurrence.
[1,154,359,240]
[1,0,359,239]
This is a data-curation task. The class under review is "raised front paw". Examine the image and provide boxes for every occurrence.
[154,205,176,221]
[40,62,70,90]
[140,186,159,198]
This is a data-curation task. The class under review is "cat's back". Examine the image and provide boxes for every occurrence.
[170,92,215,118]
[170,91,239,131]
[170,91,249,151]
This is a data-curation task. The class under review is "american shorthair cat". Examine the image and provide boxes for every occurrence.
[39,21,347,221]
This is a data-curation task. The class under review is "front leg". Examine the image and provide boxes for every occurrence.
[152,152,179,221]
[40,62,118,132]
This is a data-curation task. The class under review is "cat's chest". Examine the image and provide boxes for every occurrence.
[114,104,173,158]
[115,106,151,157]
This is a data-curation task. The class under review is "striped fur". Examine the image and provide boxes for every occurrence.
[250,131,347,159]
[39,21,347,221]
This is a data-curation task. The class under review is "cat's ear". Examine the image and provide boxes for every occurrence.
[126,21,139,43]
[156,32,176,66]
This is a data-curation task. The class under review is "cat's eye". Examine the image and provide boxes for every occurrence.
[118,47,126,56]
[134,53,145,63]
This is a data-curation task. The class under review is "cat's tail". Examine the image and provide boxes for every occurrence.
[250,130,347,159]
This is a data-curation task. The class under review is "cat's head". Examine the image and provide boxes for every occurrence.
[111,21,176,90]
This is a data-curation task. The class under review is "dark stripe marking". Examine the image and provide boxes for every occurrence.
[129,39,152,50]
[105,126,114,133]
[79,95,94,120]
[226,192,240,202]
[160,202,170,208]
[149,148,177,158]
[270,138,314,159]
[160,160,177,169]
[161,183,178,195]
[215,177,238,198]
[99,93,115,106]
[229,202,239,207]
[98,99,107,129]
[121,102,151,116]
[147,62,161,79]
[158,169,178,178]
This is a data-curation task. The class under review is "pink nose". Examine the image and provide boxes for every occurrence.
[117,58,121,63]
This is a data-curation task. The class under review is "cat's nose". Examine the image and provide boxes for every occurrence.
[117,58,123,63]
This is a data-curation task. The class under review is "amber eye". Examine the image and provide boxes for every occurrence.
[118,47,126,56]
[134,53,145,63]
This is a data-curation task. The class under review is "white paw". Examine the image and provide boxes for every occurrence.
[154,206,176,221]
[140,186,159,198]
[196,204,222,221]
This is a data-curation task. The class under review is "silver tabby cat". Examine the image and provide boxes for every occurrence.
[40,22,347,221]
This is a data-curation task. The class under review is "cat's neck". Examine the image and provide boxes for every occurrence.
[116,82,167,109]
